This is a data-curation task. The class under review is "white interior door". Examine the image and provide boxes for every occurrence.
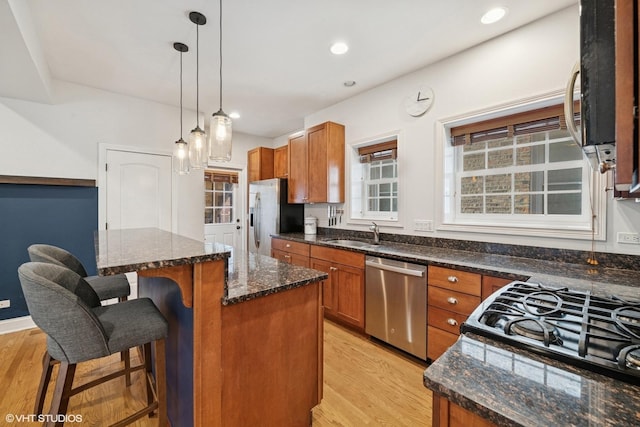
[105,149,172,230]
[204,169,243,249]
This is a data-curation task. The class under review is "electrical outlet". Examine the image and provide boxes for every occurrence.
[414,220,433,232]
[617,232,640,244]
[0,300,10,309]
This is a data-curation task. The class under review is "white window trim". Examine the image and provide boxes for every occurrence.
[346,130,405,229]
[433,91,607,241]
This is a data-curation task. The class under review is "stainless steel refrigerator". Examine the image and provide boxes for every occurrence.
[248,178,304,256]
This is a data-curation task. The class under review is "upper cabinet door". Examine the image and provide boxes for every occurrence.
[274,145,289,179]
[288,133,308,203]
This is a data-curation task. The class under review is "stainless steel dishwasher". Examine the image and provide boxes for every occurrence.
[365,256,427,360]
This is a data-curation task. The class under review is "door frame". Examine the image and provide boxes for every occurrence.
[97,144,175,232]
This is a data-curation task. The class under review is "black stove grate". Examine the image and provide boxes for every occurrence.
[461,281,640,386]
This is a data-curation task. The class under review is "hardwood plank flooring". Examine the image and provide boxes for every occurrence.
[0,321,431,426]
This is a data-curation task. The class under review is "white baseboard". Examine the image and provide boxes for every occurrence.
[0,316,36,335]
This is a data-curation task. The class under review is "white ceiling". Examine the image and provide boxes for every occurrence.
[1,0,577,138]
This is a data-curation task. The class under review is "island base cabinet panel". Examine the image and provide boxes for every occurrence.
[433,393,496,427]
[221,283,322,426]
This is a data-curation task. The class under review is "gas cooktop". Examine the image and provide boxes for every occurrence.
[461,281,640,385]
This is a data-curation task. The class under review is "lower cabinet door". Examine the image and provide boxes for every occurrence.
[311,258,335,315]
[427,325,459,361]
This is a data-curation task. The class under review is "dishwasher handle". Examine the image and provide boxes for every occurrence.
[365,260,425,277]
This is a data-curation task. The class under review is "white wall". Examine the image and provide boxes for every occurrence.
[0,80,270,240]
[300,5,640,255]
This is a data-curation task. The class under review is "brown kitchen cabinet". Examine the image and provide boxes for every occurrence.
[271,237,310,267]
[432,393,496,427]
[288,121,345,204]
[247,147,274,183]
[427,266,481,361]
[481,276,512,301]
[273,145,288,178]
[310,245,365,331]
[615,0,640,196]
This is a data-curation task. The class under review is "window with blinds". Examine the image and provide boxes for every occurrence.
[445,102,596,232]
[204,170,238,224]
[352,138,399,220]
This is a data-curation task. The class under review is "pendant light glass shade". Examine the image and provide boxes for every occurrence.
[173,138,190,175]
[188,126,207,168]
[188,12,208,169]
[209,110,232,161]
[173,42,190,175]
[208,0,232,162]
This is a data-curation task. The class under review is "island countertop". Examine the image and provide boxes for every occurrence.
[96,228,327,305]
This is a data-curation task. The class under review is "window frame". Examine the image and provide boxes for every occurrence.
[348,132,403,226]
[435,93,607,241]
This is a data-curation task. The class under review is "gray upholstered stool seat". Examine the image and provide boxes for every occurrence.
[18,262,167,426]
[27,243,130,302]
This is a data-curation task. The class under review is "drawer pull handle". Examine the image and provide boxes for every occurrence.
[447,276,459,283]
[330,267,338,272]
[447,318,458,326]
[285,243,291,248]
[447,297,458,305]
[284,255,291,259]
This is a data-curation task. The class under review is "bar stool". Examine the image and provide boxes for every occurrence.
[27,244,134,384]
[18,262,167,427]
[27,244,131,303]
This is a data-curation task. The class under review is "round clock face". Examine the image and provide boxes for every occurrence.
[404,86,434,117]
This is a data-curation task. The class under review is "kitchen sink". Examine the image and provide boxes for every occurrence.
[324,239,377,248]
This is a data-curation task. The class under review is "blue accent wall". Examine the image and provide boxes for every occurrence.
[0,184,98,321]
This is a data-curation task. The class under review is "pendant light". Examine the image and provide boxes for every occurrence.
[173,42,190,175]
[208,0,232,162]
[188,11,208,169]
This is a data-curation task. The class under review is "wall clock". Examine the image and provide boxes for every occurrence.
[404,86,434,117]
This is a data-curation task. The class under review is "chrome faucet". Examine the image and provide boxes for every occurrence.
[370,221,380,244]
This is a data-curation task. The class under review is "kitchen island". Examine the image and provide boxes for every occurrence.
[95,228,327,427]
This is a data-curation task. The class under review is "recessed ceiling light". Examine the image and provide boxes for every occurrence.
[229,111,240,119]
[343,80,356,87]
[481,7,508,24]
[330,42,349,55]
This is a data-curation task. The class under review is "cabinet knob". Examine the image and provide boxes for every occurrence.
[447,276,459,283]
[284,255,291,259]
[330,266,338,272]
[285,243,291,248]
[447,318,458,326]
[447,297,458,305]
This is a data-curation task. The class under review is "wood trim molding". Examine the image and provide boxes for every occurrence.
[138,265,193,308]
[0,175,96,187]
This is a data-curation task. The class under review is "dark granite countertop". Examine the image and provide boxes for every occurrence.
[423,333,640,427]
[274,233,640,299]
[96,228,327,306]
[95,228,231,275]
[224,248,327,305]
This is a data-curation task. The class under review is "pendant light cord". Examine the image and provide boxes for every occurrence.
[219,0,223,110]
[179,50,183,136]
[196,22,200,126]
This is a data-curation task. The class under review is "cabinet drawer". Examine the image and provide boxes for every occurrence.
[428,266,481,296]
[310,245,364,268]
[271,238,309,257]
[272,249,309,267]
[427,325,459,361]
[428,286,481,316]
[428,307,468,335]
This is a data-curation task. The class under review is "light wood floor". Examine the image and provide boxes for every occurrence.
[0,320,431,426]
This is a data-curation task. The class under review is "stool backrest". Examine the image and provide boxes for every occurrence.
[18,262,109,363]
[27,244,89,277]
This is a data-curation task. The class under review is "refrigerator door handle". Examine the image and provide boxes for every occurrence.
[254,192,261,248]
